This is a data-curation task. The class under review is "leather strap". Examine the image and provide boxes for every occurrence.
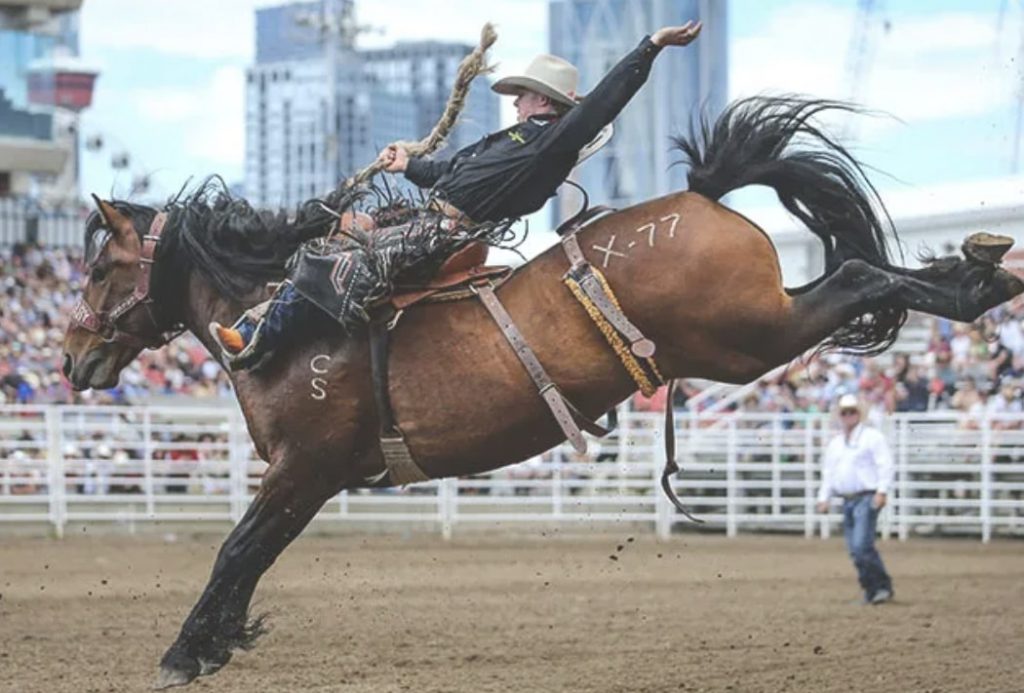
[660,379,703,524]
[561,231,588,267]
[368,318,430,485]
[562,233,656,359]
[555,204,616,237]
[474,283,607,454]
[70,211,181,349]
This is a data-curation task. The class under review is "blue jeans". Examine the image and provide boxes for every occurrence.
[232,282,318,369]
[842,493,892,599]
[258,282,315,345]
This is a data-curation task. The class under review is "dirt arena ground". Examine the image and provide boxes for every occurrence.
[1,531,1022,693]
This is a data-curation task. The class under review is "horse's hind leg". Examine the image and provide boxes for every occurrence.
[762,249,1024,365]
[155,457,344,689]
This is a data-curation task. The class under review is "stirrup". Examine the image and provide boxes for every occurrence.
[208,319,272,372]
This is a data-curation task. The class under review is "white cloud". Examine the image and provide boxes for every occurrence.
[730,3,1018,128]
[133,89,202,123]
[81,0,548,64]
[182,67,246,166]
[117,67,245,165]
[80,0,272,60]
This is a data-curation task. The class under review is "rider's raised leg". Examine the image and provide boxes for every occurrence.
[210,281,316,371]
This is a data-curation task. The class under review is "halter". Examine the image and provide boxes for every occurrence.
[69,212,182,349]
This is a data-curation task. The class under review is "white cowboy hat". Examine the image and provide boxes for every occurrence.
[492,54,580,108]
[837,393,862,413]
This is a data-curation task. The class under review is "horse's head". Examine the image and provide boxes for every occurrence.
[62,196,180,391]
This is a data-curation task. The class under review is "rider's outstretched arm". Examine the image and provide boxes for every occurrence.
[547,21,702,155]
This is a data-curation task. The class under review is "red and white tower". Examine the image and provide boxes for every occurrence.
[26,49,98,202]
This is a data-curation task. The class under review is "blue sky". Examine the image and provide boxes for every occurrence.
[76,0,1024,210]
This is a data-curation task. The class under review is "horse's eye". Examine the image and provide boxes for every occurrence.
[91,266,109,283]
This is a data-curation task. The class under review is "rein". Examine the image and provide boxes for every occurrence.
[69,212,183,349]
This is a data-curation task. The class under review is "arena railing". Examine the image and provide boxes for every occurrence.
[1,405,1023,541]
[0,197,85,247]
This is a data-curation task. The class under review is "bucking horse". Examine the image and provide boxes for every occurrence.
[62,95,1024,687]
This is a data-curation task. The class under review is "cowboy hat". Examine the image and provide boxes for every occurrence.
[492,54,579,108]
[836,393,862,414]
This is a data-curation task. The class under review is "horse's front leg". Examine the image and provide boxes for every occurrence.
[154,457,345,689]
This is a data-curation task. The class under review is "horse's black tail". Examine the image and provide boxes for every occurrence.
[673,95,906,355]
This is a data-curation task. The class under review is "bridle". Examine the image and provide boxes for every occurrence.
[69,211,183,349]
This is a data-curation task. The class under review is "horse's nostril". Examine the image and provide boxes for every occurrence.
[62,353,73,379]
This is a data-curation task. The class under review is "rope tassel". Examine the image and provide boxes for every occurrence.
[347,22,499,188]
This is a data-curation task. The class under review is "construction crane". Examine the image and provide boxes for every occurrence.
[997,0,1024,172]
[841,0,890,140]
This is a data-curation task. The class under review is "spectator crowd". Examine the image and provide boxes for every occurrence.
[718,300,1024,426]
[1,243,232,405]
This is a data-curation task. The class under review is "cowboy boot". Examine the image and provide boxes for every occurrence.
[209,296,277,371]
[209,315,267,372]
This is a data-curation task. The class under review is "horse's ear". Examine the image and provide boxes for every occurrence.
[91,194,137,247]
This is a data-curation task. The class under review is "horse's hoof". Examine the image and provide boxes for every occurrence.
[963,232,1014,265]
[154,648,200,689]
[995,267,1024,300]
[153,665,195,690]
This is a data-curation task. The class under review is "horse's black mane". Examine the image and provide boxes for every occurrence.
[85,176,522,305]
[85,177,364,301]
[165,177,365,299]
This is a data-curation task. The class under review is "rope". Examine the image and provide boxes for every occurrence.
[346,22,498,189]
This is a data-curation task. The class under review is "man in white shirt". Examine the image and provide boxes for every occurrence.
[816,393,895,604]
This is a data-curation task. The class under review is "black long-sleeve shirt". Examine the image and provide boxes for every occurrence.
[404,36,664,223]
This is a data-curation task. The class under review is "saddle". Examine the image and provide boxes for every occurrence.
[388,243,511,310]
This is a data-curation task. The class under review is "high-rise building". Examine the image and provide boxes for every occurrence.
[246,55,418,209]
[363,41,499,154]
[245,2,499,210]
[549,0,727,223]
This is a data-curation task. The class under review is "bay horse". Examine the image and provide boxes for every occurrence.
[62,97,1024,688]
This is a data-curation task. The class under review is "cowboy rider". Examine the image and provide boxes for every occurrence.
[211,21,702,369]
[384,20,702,224]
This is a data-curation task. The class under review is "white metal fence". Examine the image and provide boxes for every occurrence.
[0,197,84,247]
[2,405,1023,541]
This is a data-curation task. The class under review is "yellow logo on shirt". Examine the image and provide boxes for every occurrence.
[508,130,526,144]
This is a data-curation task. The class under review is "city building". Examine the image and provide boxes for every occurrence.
[549,0,728,223]
[246,55,419,209]
[245,1,499,210]
[0,0,79,32]
[362,41,499,154]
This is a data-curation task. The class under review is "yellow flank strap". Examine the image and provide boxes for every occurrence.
[563,267,664,397]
